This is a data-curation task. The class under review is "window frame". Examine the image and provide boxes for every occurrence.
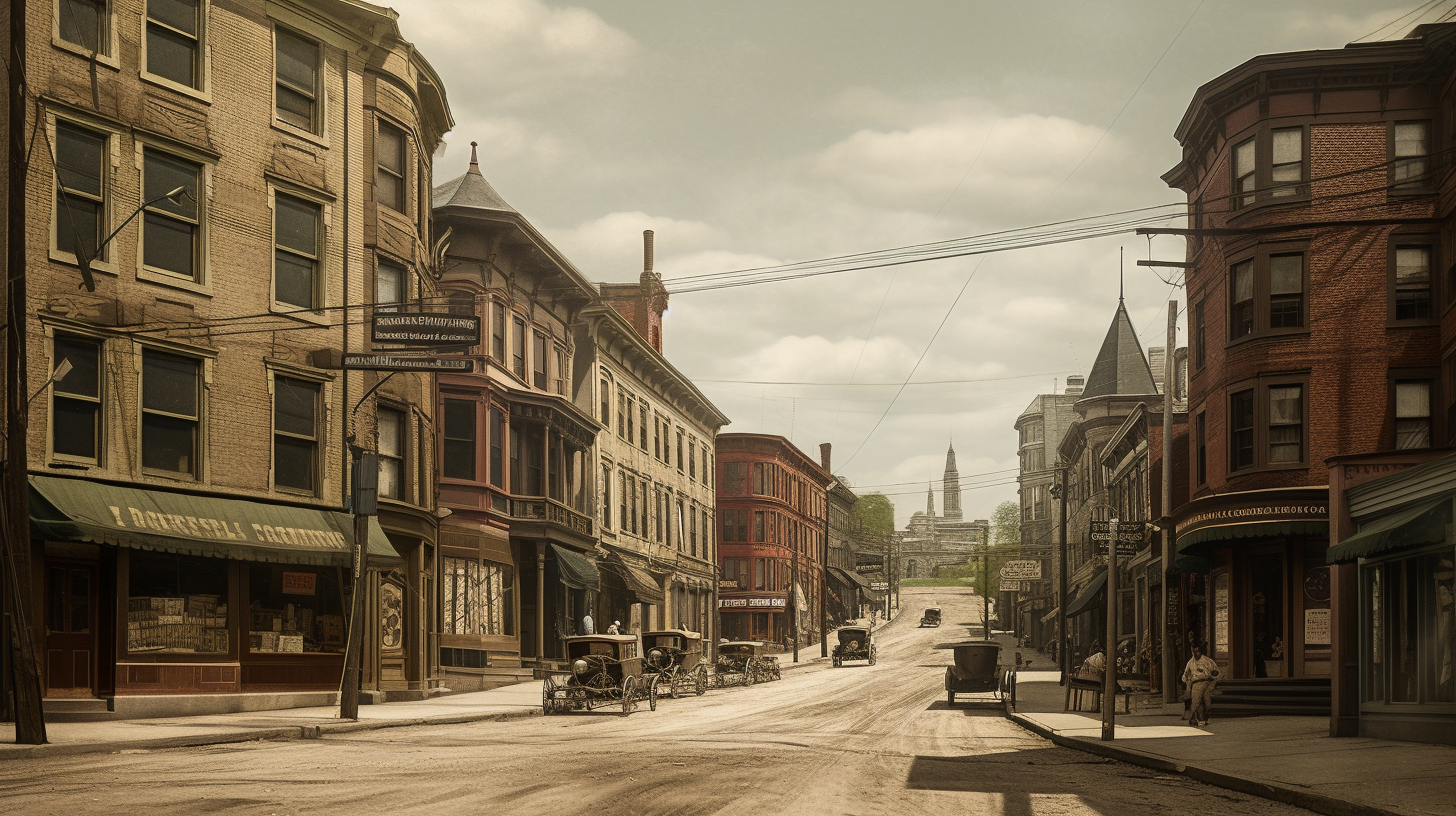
[1389,120,1434,193]
[139,348,205,480]
[142,0,206,96]
[531,330,548,390]
[52,119,110,271]
[1227,244,1310,343]
[1229,125,1309,212]
[374,118,408,214]
[138,145,206,290]
[1388,236,1437,325]
[55,0,118,64]
[271,373,322,495]
[377,404,406,501]
[511,315,526,380]
[50,333,104,465]
[441,396,477,482]
[375,257,406,315]
[1390,371,1438,451]
[273,26,322,136]
[271,188,325,312]
[1226,375,1311,474]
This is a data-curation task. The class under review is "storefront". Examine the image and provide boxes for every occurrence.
[29,475,400,718]
[438,522,517,691]
[598,548,664,634]
[1329,452,1456,745]
[1174,489,1330,681]
[718,595,786,641]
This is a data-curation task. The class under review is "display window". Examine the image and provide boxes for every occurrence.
[247,564,345,654]
[127,551,229,655]
[1362,546,1456,705]
[443,557,514,636]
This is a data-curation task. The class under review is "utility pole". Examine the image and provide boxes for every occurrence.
[1161,300,1177,704]
[1103,516,1119,741]
[790,526,799,663]
[3,0,47,744]
[982,538,991,640]
[1052,466,1069,685]
[340,451,377,719]
[820,487,829,658]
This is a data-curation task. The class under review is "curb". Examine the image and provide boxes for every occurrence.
[0,706,541,762]
[1006,712,1405,816]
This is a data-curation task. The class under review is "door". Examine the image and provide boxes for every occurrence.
[45,562,98,697]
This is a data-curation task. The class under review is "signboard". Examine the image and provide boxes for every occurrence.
[718,580,741,591]
[1176,494,1328,541]
[342,354,474,373]
[371,312,481,345]
[282,571,317,595]
[1092,520,1144,556]
[869,581,889,591]
[998,559,1043,580]
[719,597,786,609]
[1304,608,1331,646]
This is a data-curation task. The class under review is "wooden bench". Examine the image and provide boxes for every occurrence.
[1067,672,1134,713]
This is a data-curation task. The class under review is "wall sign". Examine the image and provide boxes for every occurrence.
[1304,608,1331,646]
[282,571,316,596]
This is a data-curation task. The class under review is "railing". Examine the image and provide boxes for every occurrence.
[509,497,594,537]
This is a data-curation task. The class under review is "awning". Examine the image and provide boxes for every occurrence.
[29,474,399,567]
[550,543,599,591]
[1177,520,1328,557]
[602,554,663,605]
[1040,606,1061,624]
[1064,570,1107,617]
[1328,495,1452,564]
[829,566,874,591]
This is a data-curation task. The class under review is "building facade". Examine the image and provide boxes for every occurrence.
[820,444,869,625]
[896,444,990,580]
[1012,376,1082,649]
[14,0,450,716]
[716,434,829,646]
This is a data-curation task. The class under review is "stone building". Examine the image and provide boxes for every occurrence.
[895,444,989,580]
[10,0,450,716]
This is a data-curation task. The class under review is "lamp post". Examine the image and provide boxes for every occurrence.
[1050,466,1069,685]
[69,186,191,292]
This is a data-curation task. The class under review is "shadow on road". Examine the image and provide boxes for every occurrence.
[905,748,1115,814]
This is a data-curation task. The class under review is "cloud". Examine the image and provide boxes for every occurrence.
[549,212,730,279]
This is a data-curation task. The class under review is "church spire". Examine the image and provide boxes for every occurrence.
[942,441,963,521]
[926,483,936,518]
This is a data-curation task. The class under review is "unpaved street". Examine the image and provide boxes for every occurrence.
[0,586,1310,815]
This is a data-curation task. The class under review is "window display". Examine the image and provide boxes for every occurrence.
[248,564,344,653]
[127,551,229,654]
[443,557,513,636]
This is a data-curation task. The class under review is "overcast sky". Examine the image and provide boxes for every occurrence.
[388,0,1423,528]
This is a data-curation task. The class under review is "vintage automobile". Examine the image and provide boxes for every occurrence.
[542,634,656,715]
[919,607,942,627]
[642,629,709,698]
[832,625,876,667]
[944,640,1013,708]
[714,640,781,686]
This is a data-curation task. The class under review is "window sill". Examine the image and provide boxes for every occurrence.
[138,267,212,297]
[271,120,329,151]
[272,485,318,499]
[270,304,331,327]
[141,468,200,483]
[52,39,121,70]
[139,71,211,105]
[1226,195,1312,221]
[49,249,118,281]
[1227,462,1311,477]
[1226,328,1310,349]
[1385,318,1439,329]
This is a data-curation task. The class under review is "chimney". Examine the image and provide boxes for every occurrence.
[819,443,832,472]
[599,229,668,353]
[643,230,654,275]
[1065,374,1085,396]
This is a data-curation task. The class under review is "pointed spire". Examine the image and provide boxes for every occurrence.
[468,141,480,174]
[433,141,518,215]
[1119,247,1124,302]
[1081,298,1158,399]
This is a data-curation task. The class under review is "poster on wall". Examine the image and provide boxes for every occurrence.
[1304,608,1331,646]
[282,571,317,596]
[380,583,404,653]
[1213,574,1230,659]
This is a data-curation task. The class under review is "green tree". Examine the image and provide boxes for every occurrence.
[850,492,895,546]
[969,500,1023,602]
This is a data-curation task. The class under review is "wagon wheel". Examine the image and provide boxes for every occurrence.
[868,646,877,666]
[746,663,756,685]
[670,672,683,699]
[647,675,659,711]
[621,676,638,716]
[1006,670,1017,712]
[542,676,555,715]
[947,690,955,707]
[695,664,708,696]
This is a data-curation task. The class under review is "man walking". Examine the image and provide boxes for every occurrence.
[1182,641,1221,726]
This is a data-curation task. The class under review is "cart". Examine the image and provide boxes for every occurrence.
[543,634,657,716]
[714,640,780,686]
[944,641,1014,709]
[642,629,709,698]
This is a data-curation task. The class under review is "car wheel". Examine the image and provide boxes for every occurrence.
[622,676,637,716]
[671,674,682,699]
[648,677,658,711]
[695,666,708,696]
[947,691,955,707]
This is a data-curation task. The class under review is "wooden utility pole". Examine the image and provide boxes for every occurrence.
[340,452,377,720]
[3,0,47,744]
[1103,517,1119,741]
[1161,300,1177,704]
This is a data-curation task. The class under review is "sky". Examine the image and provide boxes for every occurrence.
[386,0,1430,528]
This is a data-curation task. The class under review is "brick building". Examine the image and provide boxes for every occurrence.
[716,434,830,646]
[1161,23,1456,739]
[7,0,450,716]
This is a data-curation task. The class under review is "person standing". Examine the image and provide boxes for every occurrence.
[581,610,595,635]
[1182,641,1221,726]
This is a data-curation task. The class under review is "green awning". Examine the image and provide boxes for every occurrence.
[29,475,400,567]
[1065,570,1107,617]
[1328,495,1451,564]
[551,543,599,591]
[604,554,663,604]
[1177,520,1328,557]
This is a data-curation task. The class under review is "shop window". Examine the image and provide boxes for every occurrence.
[1362,545,1456,704]
[54,122,107,263]
[1392,121,1431,191]
[51,335,101,462]
[532,331,548,390]
[1394,380,1433,450]
[146,0,201,89]
[59,0,111,55]
[442,557,514,636]
[141,350,200,478]
[442,398,475,481]
[247,563,345,654]
[274,28,319,133]
[375,260,404,313]
[274,193,320,309]
[375,120,406,212]
[1392,244,1434,322]
[127,551,228,655]
[273,376,319,493]
[511,315,526,379]
[142,149,201,282]
[377,406,405,500]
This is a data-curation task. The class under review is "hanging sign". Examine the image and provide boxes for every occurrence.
[999,559,1043,580]
[371,312,480,345]
[342,354,474,372]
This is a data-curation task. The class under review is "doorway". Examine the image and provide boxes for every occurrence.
[45,562,98,697]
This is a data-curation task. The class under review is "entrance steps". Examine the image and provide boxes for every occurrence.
[1212,678,1331,717]
[43,698,119,723]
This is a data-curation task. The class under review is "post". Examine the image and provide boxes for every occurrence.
[791,533,799,663]
[1103,517,1118,741]
[1056,468,1069,685]
[1160,299,1177,703]
[820,492,829,658]
[341,452,378,720]
[536,543,546,664]
[983,542,991,640]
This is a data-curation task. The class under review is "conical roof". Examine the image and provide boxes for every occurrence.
[432,141,517,214]
[1081,299,1158,398]
[944,442,958,474]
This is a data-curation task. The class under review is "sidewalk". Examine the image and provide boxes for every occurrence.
[0,681,541,761]
[1007,666,1456,816]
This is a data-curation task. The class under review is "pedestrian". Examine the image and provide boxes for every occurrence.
[606,620,621,635]
[1079,641,1105,678]
[581,610,595,635]
[1182,641,1221,726]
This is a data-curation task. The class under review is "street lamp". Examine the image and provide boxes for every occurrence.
[1049,465,1069,685]
[26,358,71,405]
[73,186,191,292]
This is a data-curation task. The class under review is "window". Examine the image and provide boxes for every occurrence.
[1393,244,1433,321]
[417,416,429,504]
[1268,254,1303,328]
[491,301,506,360]
[1233,137,1255,209]
[142,149,200,281]
[59,0,110,55]
[531,331,548,389]
[654,488,665,542]
[618,470,628,531]
[146,0,201,88]
[1194,410,1207,486]
[754,510,766,542]
[511,316,526,378]
[627,476,637,535]
[442,398,475,481]
[273,377,319,493]
[676,499,686,550]
[376,260,404,314]
[489,406,504,488]
[1394,380,1432,450]
[1268,385,1303,463]
[141,351,200,477]
[640,478,649,534]
[1230,249,1306,339]
[626,394,636,442]
[555,349,566,395]
[274,193,320,309]
[689,507,698,558]
[1192,299,1205,371]
[51,336,101,462]
[617,388,627,438]
[599,376,612,424]
[1231,260,1253,339]
[1230,389,1254,471]
[377,407,404,500]
[653,414,662,460]
[688,441,697,481]
[54,122,106,262]
[1230,379,1307,472]
[676,430,685,472]
[1270,127,1303,198]
[1392,122,1431,190]
[274,29,319,132]
[443,558,513,636]
[375,120,406,212]
[638,403,647,450]
[601,464,612,529]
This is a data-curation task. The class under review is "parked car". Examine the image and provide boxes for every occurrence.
[832,625,876,667]
[642,628,709,698]
[714,640,780,686]
[944,640,1012,708]
[919,607,942,627]
[543,634,656,715]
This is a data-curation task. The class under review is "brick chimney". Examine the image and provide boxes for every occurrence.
[600,230,669,353]
[819,443,832,472]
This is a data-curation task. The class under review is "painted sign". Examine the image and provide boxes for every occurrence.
[998,559,1043,580]
[1177,498,1328,539]
[371,312,481,345]
[342,354,474,372]
[869,581,890,591]
[719,597,786,609]
[1304,608,1331,646]
[282,571,317,595]
[718,580,741,591]
[1091,520,1146,543]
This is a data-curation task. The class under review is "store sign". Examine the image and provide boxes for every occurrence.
[1177,497,1328,539]
[869,581,889,591]
[1304,608,1331,646]
[719,597,786,609]
[371,312,481,345]
[999,560,1043,580]
[282,571,316,596]
[343,354,474,372]
[718,580,740,591]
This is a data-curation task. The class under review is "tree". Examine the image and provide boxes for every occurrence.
[990,500,1020,548]
[850,492,895,547]
[970,501,1023,602]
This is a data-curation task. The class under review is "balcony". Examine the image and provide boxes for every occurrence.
[509,497,595,539]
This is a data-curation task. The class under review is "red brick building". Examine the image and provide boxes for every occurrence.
[715,434,830,645]
[1161,24,1456,737]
